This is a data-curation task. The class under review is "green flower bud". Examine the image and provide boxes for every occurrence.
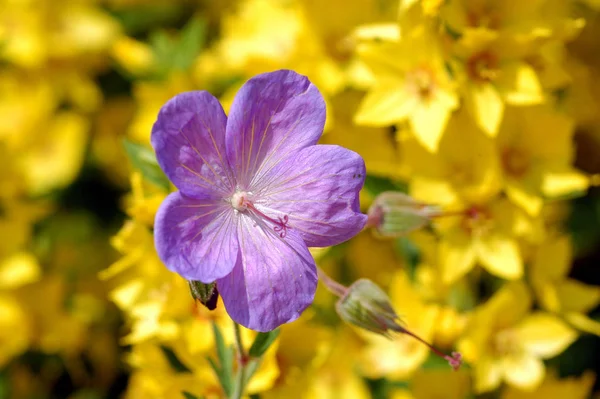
[367,192,441,237]
[335,278,462,370]
[336,279,404,337]
[188,280,219,310]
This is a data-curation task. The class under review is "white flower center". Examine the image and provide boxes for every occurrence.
[231,191,249,211]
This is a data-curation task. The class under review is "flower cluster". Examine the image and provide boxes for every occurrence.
[2,0,600,398]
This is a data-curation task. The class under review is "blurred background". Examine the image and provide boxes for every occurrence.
[2,0,600,398]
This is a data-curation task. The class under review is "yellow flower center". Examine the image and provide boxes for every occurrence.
[406,67,437,101]
[492,328,520,357]
[467,51,499,83]
[502,147,530,178]
[467,8,501,30]
[461,206,494,236]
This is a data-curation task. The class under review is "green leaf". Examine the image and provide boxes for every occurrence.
[160,345,191,373]
[182,391,202,399]
[123,138,170,191]
[248,329,280,358]
[109,4,184,35]
[364,175,407,197]
[173,17,206,71]
[149,16,206,78]
[209,322,234,396]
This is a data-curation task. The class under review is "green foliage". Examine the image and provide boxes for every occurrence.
[123,138,170,191]
[248,329,280,358]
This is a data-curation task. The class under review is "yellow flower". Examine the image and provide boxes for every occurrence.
[441,0,554,39]
[401,108,502,206]
[20,112,89,196]
[531,235,600,335]
[0,1,119,67]
[304,329,371,399]
[354,30,459,151]
[436,197,531,283]
[497,105,589,216]
[452,30,544,136]
[111,36,155,76]
[459,281,577,393]
[262,312,333,398]
[501,371,595,399]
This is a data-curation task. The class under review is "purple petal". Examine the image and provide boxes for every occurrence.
[151,91,234,199]
[225,70,326,189]
[217,215,317,331]
[154,191,239,283]
[251,145,367,247]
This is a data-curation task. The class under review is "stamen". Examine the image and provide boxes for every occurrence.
[243,200,290,238]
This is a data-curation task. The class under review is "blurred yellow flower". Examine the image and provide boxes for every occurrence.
[531,235,600,335]
[402,108,501,206]
[497,105,589,216]
[435,197,533,283]
[501,371,595,399]
[459,281,577,393]
[355,30,459,151]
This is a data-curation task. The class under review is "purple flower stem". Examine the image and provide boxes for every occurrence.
[317,267,348,298]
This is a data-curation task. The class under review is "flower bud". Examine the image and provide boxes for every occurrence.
[188,280,219,310]
[335,278,403,337]
[335,278,462,370]
[367,192,441,237]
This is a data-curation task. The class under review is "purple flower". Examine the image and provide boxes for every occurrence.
[152,70,367,331]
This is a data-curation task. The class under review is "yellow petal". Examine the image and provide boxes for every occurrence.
[440,231,477,284]
[503,64,544,105]
[516,312,577,358]
[532,281,561,312]
[531,236,571,281]
[564,312,600,336]
[474,356,503,393]
[477,235,523,280]
[541,167,589,198]
[469,82,504,136]
[501,353,545,390]
[409,100,452,152]
[353,23,401,41]
[354,85,416,126]
[409,178,459,206]
[505,181,543,216]
[0,252,40,289]
[556,280,600,313]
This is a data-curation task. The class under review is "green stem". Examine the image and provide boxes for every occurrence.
[231,322,247,399]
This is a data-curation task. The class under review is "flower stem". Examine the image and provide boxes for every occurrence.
[317,267,348,298]
[231,321,248,399]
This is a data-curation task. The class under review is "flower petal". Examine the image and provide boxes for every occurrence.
[217,215,317,332]
[501,353,545,390]
[225,70,326,188]
[515,312,577,358]
[151,91,233,198]
[252,145,367,247]
[154,191,239,283]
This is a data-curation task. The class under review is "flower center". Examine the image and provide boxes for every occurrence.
[229,190,291,238]
[231,191,250,211]
[467,51,499,83]
[406,67,437,101]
